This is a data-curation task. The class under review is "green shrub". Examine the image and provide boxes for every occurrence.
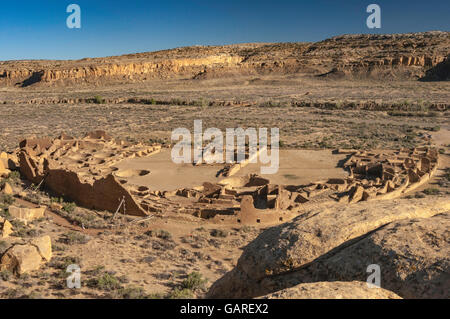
[210,229,228,238]
[167,288,193,299]
[181,272,207,290]
[145,229,172,240]
[88,273,122,291]
[62,202,76,213]
[113,286,148,299]
[60,231,91,245]
[444,169,450,182]
[0,270,12,281]
[93,96,105,104]
[422,188,440,195]
[0,194,15,206]
[0,240,9,254]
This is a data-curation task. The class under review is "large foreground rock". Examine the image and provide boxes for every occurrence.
[259,281,401,299]
[0,235,52,275]
[207,197,450,298]
[300,213,450,298]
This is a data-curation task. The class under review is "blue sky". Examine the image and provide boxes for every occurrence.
[0,0,448,60]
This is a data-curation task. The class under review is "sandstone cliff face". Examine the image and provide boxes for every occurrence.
[0,31,448,87]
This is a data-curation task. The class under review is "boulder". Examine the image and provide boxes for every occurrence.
[30,235,52,261]
[207,197,450,298]
[0,236,52,275]
[1,219,13,238]
[348,185,364,203]
[8,205,46,224]
[50,202,63,211]
[301,212,450,299]
[259,281,401,299]
[0,159,11,178]
[0,244,43,275]
[2,182,13,195]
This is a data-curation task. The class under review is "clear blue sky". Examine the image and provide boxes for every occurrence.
[0,0,448,60]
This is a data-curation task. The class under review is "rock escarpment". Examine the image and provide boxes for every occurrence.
[1,31,448,87]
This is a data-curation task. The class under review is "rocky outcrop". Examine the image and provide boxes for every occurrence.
[0,236,52,275]
[1,31,448,87]
[298,213,450,299]
[207,197,450,298]
[420,54,450,81]
[259,281,401,299]
[8,206,46,224]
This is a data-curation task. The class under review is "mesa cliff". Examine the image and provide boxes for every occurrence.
[1,31,448,87]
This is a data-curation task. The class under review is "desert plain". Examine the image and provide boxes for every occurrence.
[0,31,449,299]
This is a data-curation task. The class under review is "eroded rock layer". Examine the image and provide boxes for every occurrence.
[1,32,448,87]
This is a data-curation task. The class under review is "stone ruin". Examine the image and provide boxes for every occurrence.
[16,130,161,216]
[9,131,439,225]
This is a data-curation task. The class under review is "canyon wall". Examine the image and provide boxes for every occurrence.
[0,31,448,87]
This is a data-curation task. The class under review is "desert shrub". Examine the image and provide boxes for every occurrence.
[147,292,164,299]
[210,229,228,238]
[145,229,172,240]
[0,207,11,219]
[13,227,42,238]
[62,202,77,213]
[8,171,20,182]
[444,169,450,182]
[2,288,26,299]
[167,288,193,299]
[93,95,105,104]
[51,197,64,203]
[22,291,41,299]
[59,231,91,245]
[0,194,15,206]
[110,286,148,299]
[10,219,40,237]
[0,240,9,254]
[423,126,441,132]
[181,272,207,290]
[85,265,105,277]
[0,270,12,281]
[50,256,82,278]
[422,188,440,195]
[239,225,254,233]
[88,273,121,291]
[53,204,108,229]
[0,172,20,188]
